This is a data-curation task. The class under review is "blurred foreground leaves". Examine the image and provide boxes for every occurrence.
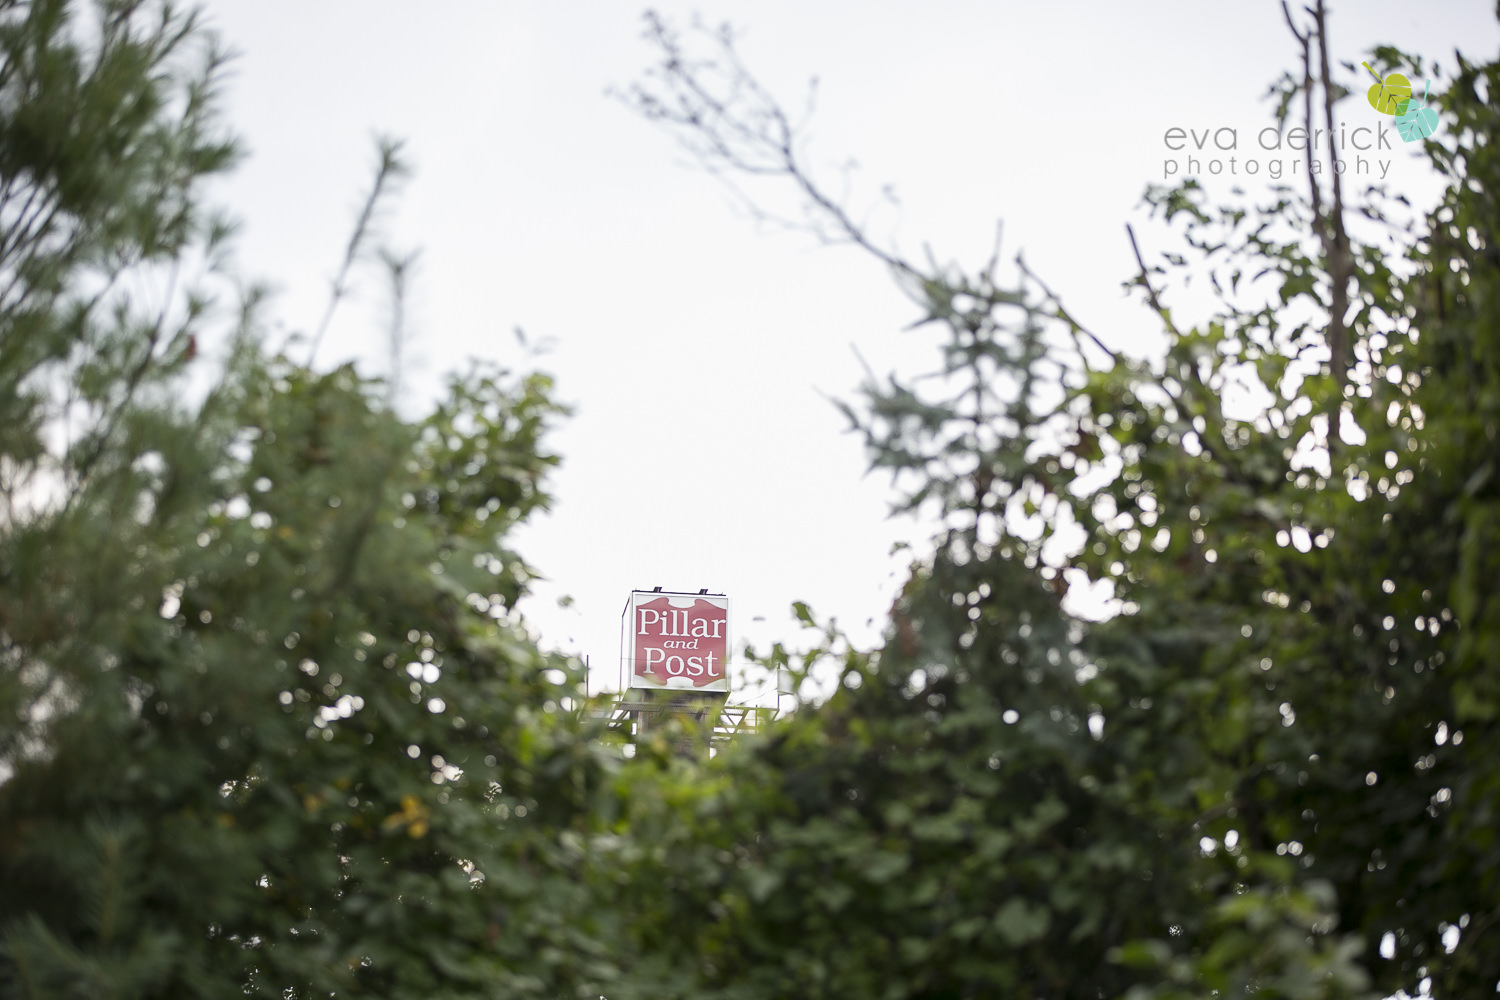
[2,3,1499,999]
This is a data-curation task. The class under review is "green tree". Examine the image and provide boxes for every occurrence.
[6,2,1498,998]
[0,3,620,997]
[608,8,1500,998]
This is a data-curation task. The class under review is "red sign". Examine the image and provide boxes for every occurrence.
[627,592,730,692]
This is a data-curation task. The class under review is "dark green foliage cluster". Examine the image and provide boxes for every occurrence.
[0,3,614,997]
[2,2,1499,999]
[605,15,1500,1000]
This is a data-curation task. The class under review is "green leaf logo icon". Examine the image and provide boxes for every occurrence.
[1395,80,1439,142]
[1363,61,1411,115]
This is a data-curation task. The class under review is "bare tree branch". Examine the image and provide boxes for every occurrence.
[617,12,917,279]
[307,137,409,367]
[1283,0,1352,418]
[1312,0,1353,399]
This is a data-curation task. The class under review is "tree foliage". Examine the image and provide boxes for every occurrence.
[2,2,1499,999]
[0,4,615,998]
[607,8,1500,999]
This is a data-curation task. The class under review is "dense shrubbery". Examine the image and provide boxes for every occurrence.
[2,3,1497,998]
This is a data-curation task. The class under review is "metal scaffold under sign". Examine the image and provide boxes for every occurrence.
[589,588,772,752]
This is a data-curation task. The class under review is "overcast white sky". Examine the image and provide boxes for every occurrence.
[198,1,1498,703]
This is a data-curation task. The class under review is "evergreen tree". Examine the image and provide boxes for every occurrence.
[0,4,616,997]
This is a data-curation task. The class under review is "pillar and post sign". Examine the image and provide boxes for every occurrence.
[619,589,730,747]
[623,590,730,692]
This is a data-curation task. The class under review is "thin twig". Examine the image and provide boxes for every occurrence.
[1127,223,1236,469]
[1015,254,1116,364]
[1125,224,1179,339]
[307,138,408,367]
[623,13,917,279]
[381,248,417,406]
[65,257,182,502]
